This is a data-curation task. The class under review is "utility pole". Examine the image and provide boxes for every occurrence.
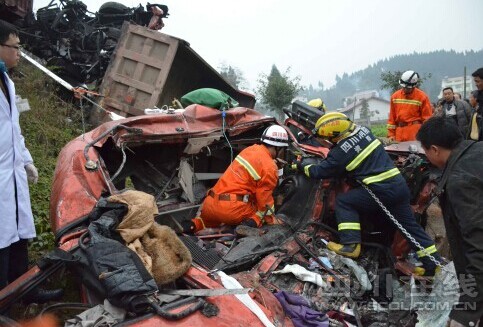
[463,66,467,99]
[353,96,356,122]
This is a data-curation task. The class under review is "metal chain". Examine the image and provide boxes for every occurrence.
[360,183,443,268]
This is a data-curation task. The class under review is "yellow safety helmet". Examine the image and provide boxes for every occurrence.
[313,112,355,142]
[307,98,327,111]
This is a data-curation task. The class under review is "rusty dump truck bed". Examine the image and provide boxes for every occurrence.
[98,22,255,118]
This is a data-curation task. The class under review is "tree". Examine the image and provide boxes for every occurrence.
[359,98,371,127]
[317,81,324,90]
[256,65,303,120]
[380,70,432,94]
[380,70,404,93]
[218,63,247,89]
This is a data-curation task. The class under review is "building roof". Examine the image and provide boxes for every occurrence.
[338,95,389,114]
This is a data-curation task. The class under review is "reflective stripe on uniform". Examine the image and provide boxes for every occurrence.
[256,204,275,217]
[193,217,206,229]
[416,244,437,258]
[346,139,381,171]
[338,222,361,231]
[256,204,275,224]
[235,155,261,181]
[256,211,266,224]
[387,124,397,130]
[362,167,400,185]
[393,99,422,106]
[304,164,312,177]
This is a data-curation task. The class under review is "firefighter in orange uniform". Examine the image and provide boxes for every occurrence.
[387,70,432,142]
[187,125,289,233]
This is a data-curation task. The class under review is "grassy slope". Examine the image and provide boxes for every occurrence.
[13,61,85,258]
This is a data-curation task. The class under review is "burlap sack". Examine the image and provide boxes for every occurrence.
[110,190,158,243]
[109,190,192,285]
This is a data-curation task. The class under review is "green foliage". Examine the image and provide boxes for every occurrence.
[256,65,303,120]
[359,98,371,127]
[360,98,370,119]
[371,124,388,137]
[380,70,404,93]
[380,70,432,94]
[218,63,247,89]
[13,62,85,256]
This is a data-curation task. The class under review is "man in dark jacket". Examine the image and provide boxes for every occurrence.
[417,116,483,327]
[472,68,483,109]
[469,68,483,141]
[437,87,472,138]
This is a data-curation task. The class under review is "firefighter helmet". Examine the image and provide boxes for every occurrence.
[307,98,327,112]
[261,125,289,147]
[399,70,419,88]
[313,112,354,141]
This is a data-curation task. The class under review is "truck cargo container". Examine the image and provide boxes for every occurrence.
[97,22,256,119]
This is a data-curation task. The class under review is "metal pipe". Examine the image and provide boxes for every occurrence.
[155,204,201,216]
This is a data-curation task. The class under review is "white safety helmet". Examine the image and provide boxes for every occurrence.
[261,125,289,147]
[399,70,419,88]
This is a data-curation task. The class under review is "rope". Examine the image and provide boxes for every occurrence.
[222,110,234,163]
[20,50,115,118]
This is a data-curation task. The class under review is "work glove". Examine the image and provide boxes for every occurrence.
[25,163,39,184]
[290,158,312,177]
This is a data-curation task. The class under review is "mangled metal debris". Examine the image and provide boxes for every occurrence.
[0,101,454,326]
[0,3,454,325]
[9,0,169,86]
[2,1,256,125]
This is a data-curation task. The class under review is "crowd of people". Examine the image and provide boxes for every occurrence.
[386,69,483,327]
[387,69,483,142]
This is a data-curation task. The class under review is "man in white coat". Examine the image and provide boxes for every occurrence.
[0,20,61,302]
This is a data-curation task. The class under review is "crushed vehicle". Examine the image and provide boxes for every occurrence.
[93,21,256,121]
[5,0,168,87]
[3,0,255,125]
[0,100,454,326]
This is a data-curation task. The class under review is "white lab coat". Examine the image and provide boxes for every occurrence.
[0,72,36,249]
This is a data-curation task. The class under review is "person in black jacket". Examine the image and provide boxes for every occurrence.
[436,87,473,138]
[468,90,482,141]
[469,68,483,141]
[472,68,483,109]
[294,112,441,276]
[417,116,483,327]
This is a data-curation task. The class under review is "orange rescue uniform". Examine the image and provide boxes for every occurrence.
[387,88,432,141]
[193,144,278,232]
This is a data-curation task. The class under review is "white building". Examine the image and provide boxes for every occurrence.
[342,90,380,108]
[439,76,476,98]
[337,95,390,126]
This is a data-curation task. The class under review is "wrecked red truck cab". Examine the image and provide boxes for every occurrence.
[0,103,440,326]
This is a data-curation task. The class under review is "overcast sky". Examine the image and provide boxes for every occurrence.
[34,0,483,91]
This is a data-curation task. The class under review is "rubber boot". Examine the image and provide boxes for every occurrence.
[327,242,361,259]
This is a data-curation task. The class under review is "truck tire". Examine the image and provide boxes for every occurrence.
[98,2,129,14]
